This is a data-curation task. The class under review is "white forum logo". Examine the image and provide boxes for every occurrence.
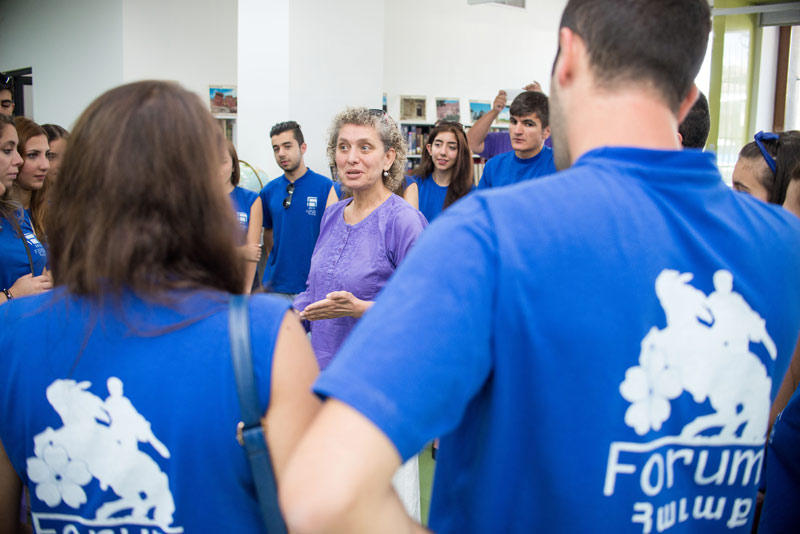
[28,378,178,529]
[620,269,776,443]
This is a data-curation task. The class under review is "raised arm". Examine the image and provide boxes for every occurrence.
[467,90,507,154]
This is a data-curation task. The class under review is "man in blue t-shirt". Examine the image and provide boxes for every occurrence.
[260,121,337,296]
[281,1,800,533]
[476,90,556,189]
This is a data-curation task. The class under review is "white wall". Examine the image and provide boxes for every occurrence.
[753,26,779,134]
[287,0,385,177]
[0,0,124,129]
[383,0,567,125]
[238,0,290,181]
[122,0,237,108]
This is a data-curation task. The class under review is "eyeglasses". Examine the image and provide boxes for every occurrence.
[0,73,11,89]
[282,182,295,209]
[754,131,779,176]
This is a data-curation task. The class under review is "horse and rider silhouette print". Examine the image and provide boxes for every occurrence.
[620,268,776,444]
[27,377,182,532]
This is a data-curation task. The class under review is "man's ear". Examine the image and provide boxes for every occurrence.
[300,142,308,155]
[676,84,700,125]
[553,27,582,89]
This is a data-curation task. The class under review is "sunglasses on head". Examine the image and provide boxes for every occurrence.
[282,182,295,209]
[0,73,11,89]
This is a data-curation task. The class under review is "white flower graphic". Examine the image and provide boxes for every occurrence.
[620,352,682,435]
[27,444,91,508]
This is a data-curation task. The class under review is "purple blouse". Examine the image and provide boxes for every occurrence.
[294,194,428,369]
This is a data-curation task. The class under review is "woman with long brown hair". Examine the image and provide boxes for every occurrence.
[222,139,263,293]
[0,113,51,305]
[10,117,50,240]
[411,120,474,222]
[0,81,319,532]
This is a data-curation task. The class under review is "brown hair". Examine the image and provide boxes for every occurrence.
[413,122,473,210]
[738,130,800,205]
[0,115,23,237]
[226,139,241,186]
[47,80,244,299]
[11,117,48,237]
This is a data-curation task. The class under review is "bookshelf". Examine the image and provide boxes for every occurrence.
[400,121,506,183]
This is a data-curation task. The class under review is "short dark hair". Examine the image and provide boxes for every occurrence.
[270,121,304,146]
[509,91,549,128]
[679,92,710,149]
[739,130,800,205]
[0,73,12,92]
[559,0,711,112]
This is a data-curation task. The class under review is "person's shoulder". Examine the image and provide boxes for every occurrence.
[487,151,513,168]
[261,175,286,195]
[305,168,334,184]
[237,185,259,202]
[249,292,292,318]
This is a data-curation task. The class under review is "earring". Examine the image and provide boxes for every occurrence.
[383,170,389,177]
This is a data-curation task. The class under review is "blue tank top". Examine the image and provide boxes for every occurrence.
[0,288,289,533]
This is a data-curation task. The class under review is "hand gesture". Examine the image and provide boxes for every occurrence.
[523,81,543,93]
[298,290,373,321]
[492,90,508,113]
[9,272,53,299]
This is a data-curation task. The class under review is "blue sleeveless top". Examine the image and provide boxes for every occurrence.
[0,288,289,533]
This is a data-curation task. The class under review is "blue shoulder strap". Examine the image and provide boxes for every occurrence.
[229,294,287,534]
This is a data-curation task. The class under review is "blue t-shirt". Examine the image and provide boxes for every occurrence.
[759,387,800,533]
[0,288,289,533]
[316,147,800,533]
[229,185,259,235]
[416,175,448,222]
[0,210,47,289]
[260,168,334,293]
[477,145,556,189]
[477,131,553,159]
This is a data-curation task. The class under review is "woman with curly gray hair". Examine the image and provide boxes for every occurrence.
[294,108,426,367]
[293,106,427,521]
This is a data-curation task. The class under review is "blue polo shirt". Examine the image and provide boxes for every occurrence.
[477,145,556,189]
[0,210,47,290]
[316,147,800,533]
[261,168,334,293]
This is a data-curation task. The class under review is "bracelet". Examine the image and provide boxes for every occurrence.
[2,288,12,301]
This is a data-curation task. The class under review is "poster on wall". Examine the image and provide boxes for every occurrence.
[436,98,460,122]
[400,96,426,121]
[209,85,237,114]
[469,101,491,124]
[496,105,510,125]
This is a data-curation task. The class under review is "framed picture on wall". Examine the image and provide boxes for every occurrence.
[209,85,237,114]
[400,96,426,121]
[496,105,510,125]
[469,101,491,124]
[436,98,460,122]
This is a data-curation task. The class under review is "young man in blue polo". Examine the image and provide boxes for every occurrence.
[281,0,800,532]
[476,90,556,189]
[260,121,336,297]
